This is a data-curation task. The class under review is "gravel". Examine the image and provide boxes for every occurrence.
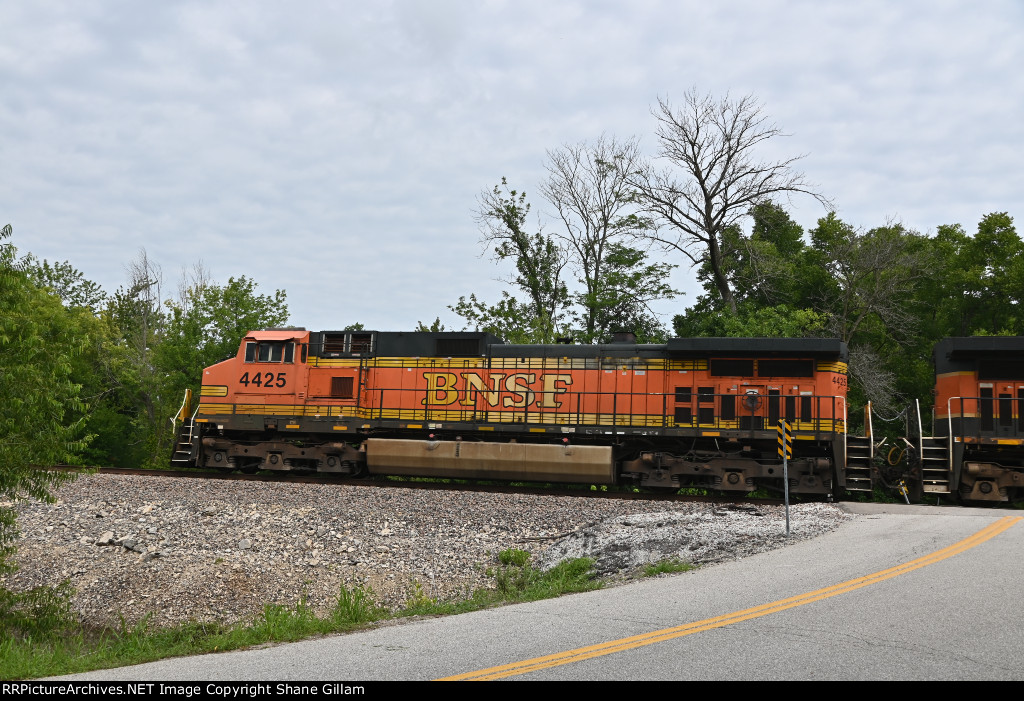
[0,473,855,630]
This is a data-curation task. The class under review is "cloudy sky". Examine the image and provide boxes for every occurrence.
[2,1,1021,333]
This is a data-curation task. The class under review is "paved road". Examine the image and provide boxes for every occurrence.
[58,503,1023,681]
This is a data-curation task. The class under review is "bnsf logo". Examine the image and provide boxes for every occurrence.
[422,372,573,408]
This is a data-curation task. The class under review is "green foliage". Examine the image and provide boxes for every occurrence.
[0,580,79,643]
[642,558,694,577]
[158,274,289,407]
[2,551,600,679]
[713,203,810,309]
[807,215,932,345]
[463,146,678,344]
[332,584,387,626]
[449,292,557,343]
[675,302,826,338]
[573,242,678,343]
[497,548,531,567]
[923,213,1023,337]
[99,251,169,466]
[87,260,290,468]
[401,580,438,612]
[488,551,599,602]
[22,255,108,313]
[472,178,570,343]
[415,317,447,332]
[0,224,88,573]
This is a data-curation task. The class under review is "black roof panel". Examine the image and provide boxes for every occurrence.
[934,336,1024,373]
[666,337,847,359]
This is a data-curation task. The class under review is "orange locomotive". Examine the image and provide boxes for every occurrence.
[172,330,870,497]
[907,337,1024,502]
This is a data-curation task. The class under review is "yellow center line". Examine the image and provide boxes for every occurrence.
[438,516,1022,681]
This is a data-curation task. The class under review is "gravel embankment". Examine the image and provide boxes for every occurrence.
[0,473,855,629]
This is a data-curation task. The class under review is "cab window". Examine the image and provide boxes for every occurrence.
[245,342,294,363]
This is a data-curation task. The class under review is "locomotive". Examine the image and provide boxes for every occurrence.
[171,330,872,498]
[905,336,1024,503]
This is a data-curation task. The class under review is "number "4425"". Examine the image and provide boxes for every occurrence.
[239,371,286,388]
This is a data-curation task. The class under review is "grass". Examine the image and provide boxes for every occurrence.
[642,558,695,577]
[0,548,601,681]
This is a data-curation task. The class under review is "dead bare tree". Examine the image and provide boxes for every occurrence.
[631,89,830,314]
[847,345,900,415]
[539,135,659,340]
[175,260,213,315]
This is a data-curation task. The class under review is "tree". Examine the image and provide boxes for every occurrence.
[729,201,809,306]
[101,250,167,465]
[540,136,669,341]
[158,274,289,434]
[674,302,826,339]
[465,137,678,344]
[807,214,931,345]
[631,89,829,314]
[22,256,108,313]
[0,224,87,573]
[415,317,447,333]
[799,214,933,416]
[448,293,548,343]
[957,213,1022,335]
[474,178,570,343]
[15,251,124,467]
[578,242,677,343]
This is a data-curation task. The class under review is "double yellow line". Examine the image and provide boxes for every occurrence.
[440,515,1021,681]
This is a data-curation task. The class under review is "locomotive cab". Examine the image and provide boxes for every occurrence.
[927,337,1024,502]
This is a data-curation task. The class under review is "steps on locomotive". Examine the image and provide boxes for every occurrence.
[844,435,873,492]
[920,435,952,494]
[170,419,197,466]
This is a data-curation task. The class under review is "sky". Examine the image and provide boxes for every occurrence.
[2,1,1022,334]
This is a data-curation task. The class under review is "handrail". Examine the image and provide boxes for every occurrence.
[915,398,924,463]
[948,396,954,471]
[169,389,199,458]
[207,388,853,435]
[841,395,848,468]
[172,388,192,425]
[385,388,847,431]
[866,400,873,460]
[947,396,961,474]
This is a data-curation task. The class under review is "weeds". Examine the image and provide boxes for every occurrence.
[0,548,599,681]
[642,558,694,577]
[498,548,530,567]
[332,584,387,626]
[0,580,78,643]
